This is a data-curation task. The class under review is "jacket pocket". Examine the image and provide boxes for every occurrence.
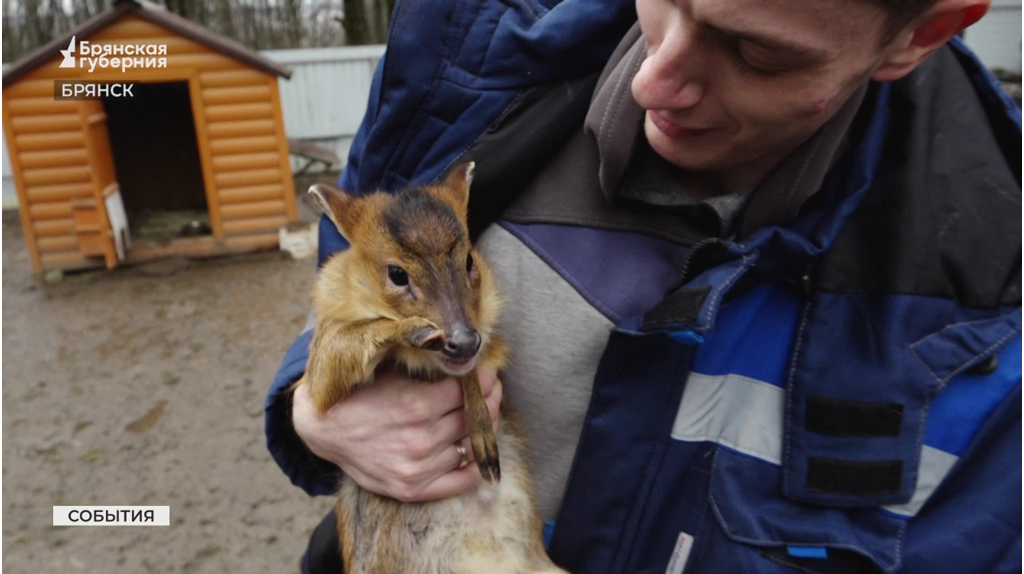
[709,447,906,574]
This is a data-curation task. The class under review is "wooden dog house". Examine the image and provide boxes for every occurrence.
[2,0,297,273]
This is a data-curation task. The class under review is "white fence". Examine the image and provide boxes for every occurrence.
[262,45,385,170]
[962,0,1022,73]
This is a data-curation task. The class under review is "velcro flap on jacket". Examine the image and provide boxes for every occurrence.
[782,293,944,507]
[642,254,757,333]
[785,294,1021,509]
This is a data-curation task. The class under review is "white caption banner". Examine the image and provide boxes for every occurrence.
[53,506,170,526]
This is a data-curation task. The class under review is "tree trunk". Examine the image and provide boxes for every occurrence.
[343,0,371,45]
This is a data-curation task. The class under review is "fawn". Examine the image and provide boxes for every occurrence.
[299,163,565,574]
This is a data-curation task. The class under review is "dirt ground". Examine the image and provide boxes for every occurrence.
[1,204,338,573]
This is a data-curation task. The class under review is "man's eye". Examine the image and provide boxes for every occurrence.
[732,45,781,77]
[736,58,777,77]
[387,265,409,287]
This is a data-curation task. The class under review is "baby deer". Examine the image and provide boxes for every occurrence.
[300,163,565,574]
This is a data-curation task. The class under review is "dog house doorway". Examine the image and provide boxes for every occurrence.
[102,81,210,243]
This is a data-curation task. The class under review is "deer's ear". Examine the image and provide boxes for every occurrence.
[433,161,475,223]
[309,183,360,240]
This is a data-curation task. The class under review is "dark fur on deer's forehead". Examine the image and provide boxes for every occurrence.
[382,188,466,255]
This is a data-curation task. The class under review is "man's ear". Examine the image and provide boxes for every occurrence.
[308,183,360,241]
[432,161,475,224]
[872,0,990,82]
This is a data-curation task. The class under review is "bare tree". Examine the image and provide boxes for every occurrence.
[213,0,237,39]
[341,0,371,45]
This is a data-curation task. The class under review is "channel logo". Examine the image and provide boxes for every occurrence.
[56,35,167,73]
[59,36,77,68]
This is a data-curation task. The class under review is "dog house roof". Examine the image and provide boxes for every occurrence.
[1,0,292,88]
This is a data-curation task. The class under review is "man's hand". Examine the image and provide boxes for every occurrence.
[292,367,502,503]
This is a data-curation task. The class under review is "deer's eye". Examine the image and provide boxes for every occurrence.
[466,254,474,274]
[387,265,409,287]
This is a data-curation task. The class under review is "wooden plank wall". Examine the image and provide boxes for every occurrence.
[3,75,91,272]
[199,68,290,250]
[2,13,296,271]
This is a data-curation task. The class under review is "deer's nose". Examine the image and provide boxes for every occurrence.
[442,327,481,359]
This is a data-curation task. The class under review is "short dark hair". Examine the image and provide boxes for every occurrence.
[867,0,942,43]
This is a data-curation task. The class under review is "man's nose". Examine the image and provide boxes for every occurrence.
[633,23,705,110]
[442,327,481,359]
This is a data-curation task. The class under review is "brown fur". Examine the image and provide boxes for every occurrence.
[298,163,565,574]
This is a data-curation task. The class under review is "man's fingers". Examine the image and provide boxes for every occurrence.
[485,377,502,422]
[376,369,500,425]
[477,367,499,396]
[458,436,475,465]
[374,369,462,413]
[401,464,481,502]
[434,436,475,471]
[385,436,476,498]
[340,464,382,495]
[427,408,470,453]
[322,366,502,503]
[291,381,340,464]
[391,376,464,424]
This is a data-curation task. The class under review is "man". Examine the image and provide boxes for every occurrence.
[267,0,1021,572]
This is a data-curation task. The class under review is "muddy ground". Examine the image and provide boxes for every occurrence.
[2,201,338,573]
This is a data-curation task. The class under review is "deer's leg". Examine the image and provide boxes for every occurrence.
[460,369,500,483]
[305,317,445,414]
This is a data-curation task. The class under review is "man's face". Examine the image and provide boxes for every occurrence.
[633,0,898,182]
